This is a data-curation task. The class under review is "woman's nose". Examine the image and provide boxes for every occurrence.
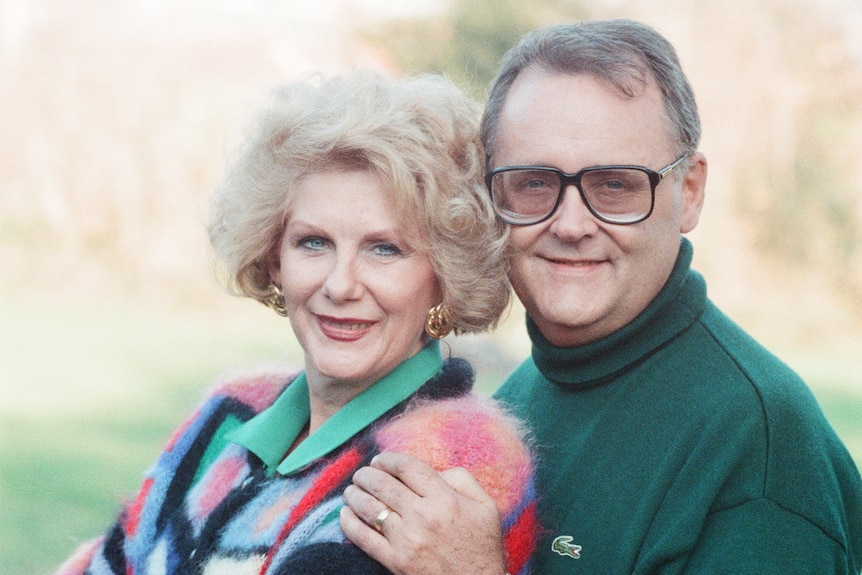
[321,254,362,302]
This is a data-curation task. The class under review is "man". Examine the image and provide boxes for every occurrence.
[340,19,862,574]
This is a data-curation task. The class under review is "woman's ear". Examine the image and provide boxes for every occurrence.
[267,257,281,285]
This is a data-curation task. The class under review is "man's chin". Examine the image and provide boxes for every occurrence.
[528,304,607,347]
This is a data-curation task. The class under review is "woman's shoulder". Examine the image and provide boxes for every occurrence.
[206,366,300,414]
[373,393,534,514]
[162,367,300,452]
[375,392,531,461]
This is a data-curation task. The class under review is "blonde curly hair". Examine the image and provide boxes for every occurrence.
[208,71,510,333]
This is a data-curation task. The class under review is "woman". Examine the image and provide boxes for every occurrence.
[56,72,538,575]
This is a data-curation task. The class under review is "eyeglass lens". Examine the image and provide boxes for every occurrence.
[491,167,654,224]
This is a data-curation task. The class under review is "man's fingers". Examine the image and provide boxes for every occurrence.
[342,453,508,575]
[339,505,396,562]
[368,452,449,498]
[369,452,495,506]
[343,483,399,532]
[439,467,497,505]
[350,461,423,514]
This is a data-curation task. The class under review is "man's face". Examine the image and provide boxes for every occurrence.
[492,66,706,347]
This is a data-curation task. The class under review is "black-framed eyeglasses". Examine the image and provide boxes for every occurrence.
[485,154,689,226]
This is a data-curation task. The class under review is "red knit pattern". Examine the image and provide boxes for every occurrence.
[258,447,364,574]
[504,501,540,575]
[123,477,154,537]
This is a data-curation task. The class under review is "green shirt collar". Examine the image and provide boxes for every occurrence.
[529,237,707,389]
[226,340,443,476]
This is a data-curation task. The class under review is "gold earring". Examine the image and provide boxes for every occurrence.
[425,303,453,339]
[264,284,289,317]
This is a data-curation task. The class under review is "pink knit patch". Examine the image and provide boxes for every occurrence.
[254,489,304,535]
[214,369,298,413]
[54,537,104,575]
[192,453,248,521]
[374,397,532,516]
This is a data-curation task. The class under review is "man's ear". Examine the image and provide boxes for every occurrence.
[680,152,707,234]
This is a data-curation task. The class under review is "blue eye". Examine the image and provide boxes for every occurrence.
[373,243,402,257]
[300,237,326,250]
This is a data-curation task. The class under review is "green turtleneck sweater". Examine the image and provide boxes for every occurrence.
[495,238,862,574]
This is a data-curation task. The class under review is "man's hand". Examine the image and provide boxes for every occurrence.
[340,452,508,575]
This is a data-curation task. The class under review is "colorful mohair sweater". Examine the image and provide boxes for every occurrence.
[56,358,539,575]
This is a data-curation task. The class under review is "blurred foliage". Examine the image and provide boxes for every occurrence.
[726,2,862,311]
[359,0,592,99]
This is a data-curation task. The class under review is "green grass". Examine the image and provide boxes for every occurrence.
[0,291,296,574]
[2,292,860,574]
[1,414,172,571]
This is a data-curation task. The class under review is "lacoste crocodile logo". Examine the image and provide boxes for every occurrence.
[551,535,582,559]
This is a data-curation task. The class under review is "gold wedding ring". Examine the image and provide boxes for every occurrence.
[373,507,392,533]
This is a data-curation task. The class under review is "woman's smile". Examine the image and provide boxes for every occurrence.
[316,315,377,341]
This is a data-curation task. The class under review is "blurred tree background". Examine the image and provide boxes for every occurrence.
[358,0,590,99]
[1,0,860,572]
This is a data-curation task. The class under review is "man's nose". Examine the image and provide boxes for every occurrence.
[548,184,601,239]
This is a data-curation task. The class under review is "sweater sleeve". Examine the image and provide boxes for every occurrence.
[54,537,105,575]
[681,497,857,574]
[373,395,540,575]
[52,370,296,575]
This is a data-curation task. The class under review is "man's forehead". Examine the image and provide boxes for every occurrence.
[494,69,671,154]
[505,66,654,111]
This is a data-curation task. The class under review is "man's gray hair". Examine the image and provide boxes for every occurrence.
[481,19,701,167]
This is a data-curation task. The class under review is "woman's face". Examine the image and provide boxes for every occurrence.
[271,169,441,397]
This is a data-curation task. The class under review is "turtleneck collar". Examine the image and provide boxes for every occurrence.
[528,237,706,390]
